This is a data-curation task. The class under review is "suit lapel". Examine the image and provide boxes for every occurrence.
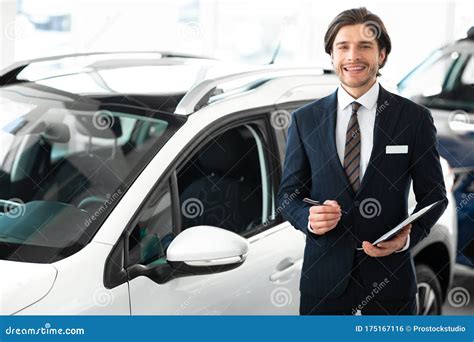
[355,85,402,198]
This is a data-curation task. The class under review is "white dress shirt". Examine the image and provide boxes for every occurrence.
[308,81,409,251]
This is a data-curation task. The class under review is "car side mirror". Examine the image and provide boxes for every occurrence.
[126,226,249,284]
[166,225,249,266]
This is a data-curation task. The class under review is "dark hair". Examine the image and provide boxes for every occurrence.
[324,7,391,71]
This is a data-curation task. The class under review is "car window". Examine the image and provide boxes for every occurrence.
[177,123,275,236]
[124,120,278,267]
[455,54,474,105]
[398,50,459,98]
[399,50,474,111]
[461,55,474,85]
[0,84,184,263]
[127,180,174,266]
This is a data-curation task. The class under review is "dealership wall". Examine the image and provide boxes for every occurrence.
[0,0,472,83]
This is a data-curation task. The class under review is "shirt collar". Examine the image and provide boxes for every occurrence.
[337,81,379,112]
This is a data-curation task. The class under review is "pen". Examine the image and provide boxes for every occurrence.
[303,197,349,214]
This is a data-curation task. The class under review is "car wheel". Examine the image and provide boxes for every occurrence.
[416,264,443,315]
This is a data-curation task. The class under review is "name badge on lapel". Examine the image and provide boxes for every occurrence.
[386,145,408,154]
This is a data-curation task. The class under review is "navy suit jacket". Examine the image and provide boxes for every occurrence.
[277,84,448,300]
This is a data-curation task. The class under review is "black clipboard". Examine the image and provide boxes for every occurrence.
[356,200,444,249]
[372,200,444,245]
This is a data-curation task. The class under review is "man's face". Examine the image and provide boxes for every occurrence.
[331,23,386,90]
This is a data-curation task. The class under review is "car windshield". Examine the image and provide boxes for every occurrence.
[0,83,184,263]
[398,49,449,97]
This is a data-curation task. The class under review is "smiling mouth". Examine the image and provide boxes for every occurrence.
[343,65,366,72]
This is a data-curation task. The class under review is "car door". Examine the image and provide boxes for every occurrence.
[126,114,305,314]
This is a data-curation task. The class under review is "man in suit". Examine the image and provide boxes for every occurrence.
[277,7,448,315]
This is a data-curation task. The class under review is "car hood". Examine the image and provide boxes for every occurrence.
[0,260,57,315]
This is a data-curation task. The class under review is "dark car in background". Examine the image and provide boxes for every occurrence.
[398,27,474,270]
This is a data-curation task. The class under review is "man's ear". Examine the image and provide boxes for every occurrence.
[379,47,386,66]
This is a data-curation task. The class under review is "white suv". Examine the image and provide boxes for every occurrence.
[0,52,456,315]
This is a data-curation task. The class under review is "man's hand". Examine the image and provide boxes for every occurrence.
[362,224,412,257]
[308,200,342,235]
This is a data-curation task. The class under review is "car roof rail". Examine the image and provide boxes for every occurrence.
[174,67,333,115]
[0,51,214,86]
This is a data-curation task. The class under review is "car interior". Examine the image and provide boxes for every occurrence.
[178,126,264,235]
[0,110,171,249]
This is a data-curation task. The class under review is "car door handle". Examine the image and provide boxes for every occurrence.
[269,258,302,282]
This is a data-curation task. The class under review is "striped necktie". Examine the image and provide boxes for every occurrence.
[344,102,362,193]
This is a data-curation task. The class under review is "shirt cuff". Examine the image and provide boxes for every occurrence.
[395,235,410,253]
[307,221,316,234]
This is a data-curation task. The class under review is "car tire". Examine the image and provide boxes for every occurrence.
[416,264,443,315]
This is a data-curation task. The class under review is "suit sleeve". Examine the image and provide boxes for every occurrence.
[277,111,313,236]
[408,108,448,249]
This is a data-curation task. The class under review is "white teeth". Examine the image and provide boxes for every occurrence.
[345,66,364,71]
